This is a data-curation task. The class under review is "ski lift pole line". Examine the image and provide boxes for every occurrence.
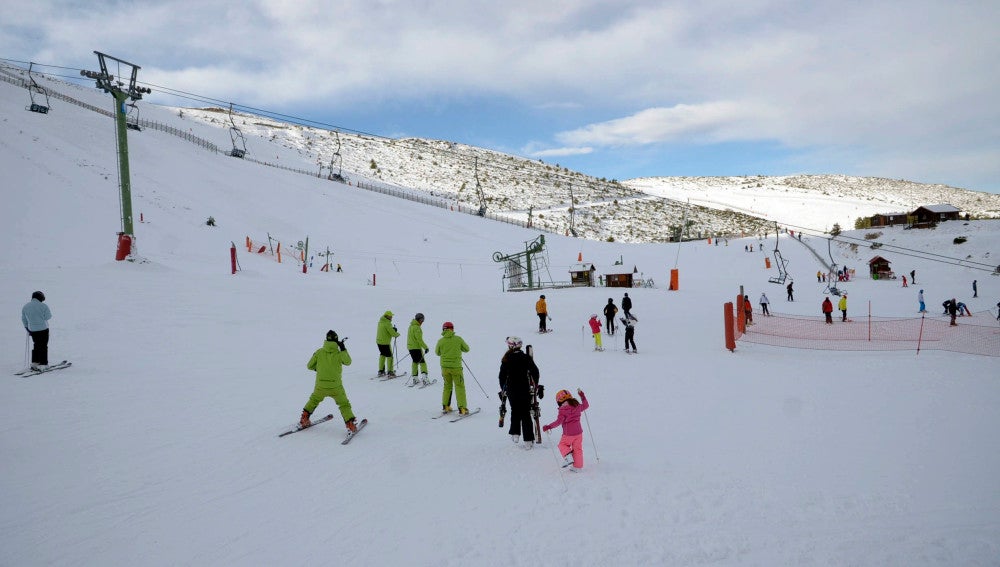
[673,199,689,269]
[582,407,600,462]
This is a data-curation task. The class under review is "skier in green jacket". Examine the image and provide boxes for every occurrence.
[407,313,431,386]
[376,310,401,377]
[435,321,471,415]
[300,330,358,433]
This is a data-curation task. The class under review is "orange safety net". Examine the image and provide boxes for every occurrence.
[734,309,1000,357]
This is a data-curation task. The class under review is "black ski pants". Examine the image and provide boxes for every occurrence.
[624,327,636,351]
[605,315,615,335]
[29,328,49,365]
[507,396,535,442]
[537,313,547,332]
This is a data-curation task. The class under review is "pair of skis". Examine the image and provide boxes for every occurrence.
[432,408,481,422]
[278,415,368,444]
[15,360,72,377]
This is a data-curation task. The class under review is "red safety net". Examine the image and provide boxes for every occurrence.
[732,308,1000,357]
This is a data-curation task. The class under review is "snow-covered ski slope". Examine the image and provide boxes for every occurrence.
[2,74,999,566]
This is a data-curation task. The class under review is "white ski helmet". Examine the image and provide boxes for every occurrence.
[506,336,523,350]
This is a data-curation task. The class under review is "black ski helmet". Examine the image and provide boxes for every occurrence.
[326,330,338,342]
[415,313,425,322]
[32,291,45,302]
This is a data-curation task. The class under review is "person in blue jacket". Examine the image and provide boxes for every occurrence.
[21,291,52,370]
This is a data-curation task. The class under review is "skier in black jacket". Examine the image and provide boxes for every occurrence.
[498,336,542,447]
[603,298,618,335]
[621,292,633,320]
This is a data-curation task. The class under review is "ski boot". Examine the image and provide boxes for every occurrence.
[442,405,453,414]
[510,435,520,444]
[377,370,386,378]
[409,375,420,386]
[299,410,312,429]
[420,373,431,386]
[387,370,397,378]
[345,417,358,433]
[459,407,469,415]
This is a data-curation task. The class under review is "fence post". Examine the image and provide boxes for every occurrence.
[724,302,736,351]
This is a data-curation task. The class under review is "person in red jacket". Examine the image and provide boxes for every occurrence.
[822,297,834,324]
[588,315,603,351]
[542,389,590,472]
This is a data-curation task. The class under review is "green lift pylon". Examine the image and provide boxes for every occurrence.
[81,52,151,257]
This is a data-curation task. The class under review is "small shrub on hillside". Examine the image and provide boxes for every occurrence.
[953,236,967,244]
[864,232,883,240]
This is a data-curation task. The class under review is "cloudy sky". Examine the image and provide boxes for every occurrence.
[3,0,998,192]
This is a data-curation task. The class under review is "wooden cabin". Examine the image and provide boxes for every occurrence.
[869,212,909,227]
[604,272,634,288]
[911,204,960,226]
[569,263,596,287]
[868,256,895,280]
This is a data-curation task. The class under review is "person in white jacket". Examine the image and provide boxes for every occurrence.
[759,292,771,316]
[21,291,52,370]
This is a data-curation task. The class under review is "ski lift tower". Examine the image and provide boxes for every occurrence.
[474,157,487,217]
[567,183,578,237]
[492,234,553,291]
[81,51,151,259]
[25,62,51,114]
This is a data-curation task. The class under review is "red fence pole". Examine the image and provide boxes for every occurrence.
[230,244,237,274]
[724,302,736,351]
[916,314,925,355]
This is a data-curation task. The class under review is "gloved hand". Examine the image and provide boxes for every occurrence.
[537,384,545,399]
[392,326,397,332]
[424,348,429,354]
[577,388,584,397]
[498,390,506,399]
[337,341,347,351]
[542,425,550,432]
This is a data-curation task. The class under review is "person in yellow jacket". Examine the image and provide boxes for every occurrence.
[300,330,358,432]
[407,313,431,386]
[838,294,848,322]
[535,294,549,333]
[376,310,400,377]
[435,321,471,414]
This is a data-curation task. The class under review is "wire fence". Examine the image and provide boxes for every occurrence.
[735,308,1000,357]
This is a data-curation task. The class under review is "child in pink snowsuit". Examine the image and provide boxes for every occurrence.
[542,389,590,471]
[588,315,603,351]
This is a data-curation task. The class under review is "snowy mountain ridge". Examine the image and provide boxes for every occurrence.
[4,60,998,243]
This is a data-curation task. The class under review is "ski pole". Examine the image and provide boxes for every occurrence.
[23,331,31,371]
[545,430,570,491]
[461,359,490,399]
[582,404,600,462]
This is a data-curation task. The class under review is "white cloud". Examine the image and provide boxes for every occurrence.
[554,102,778,147]
[2,0,998,190]
[530,146,594,158]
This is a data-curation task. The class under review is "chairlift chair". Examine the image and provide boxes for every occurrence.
[227,103,247,158]
[125,102,141,131]
[767,223,790,284]
[326,131,345,181]
[25,63,50,114]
